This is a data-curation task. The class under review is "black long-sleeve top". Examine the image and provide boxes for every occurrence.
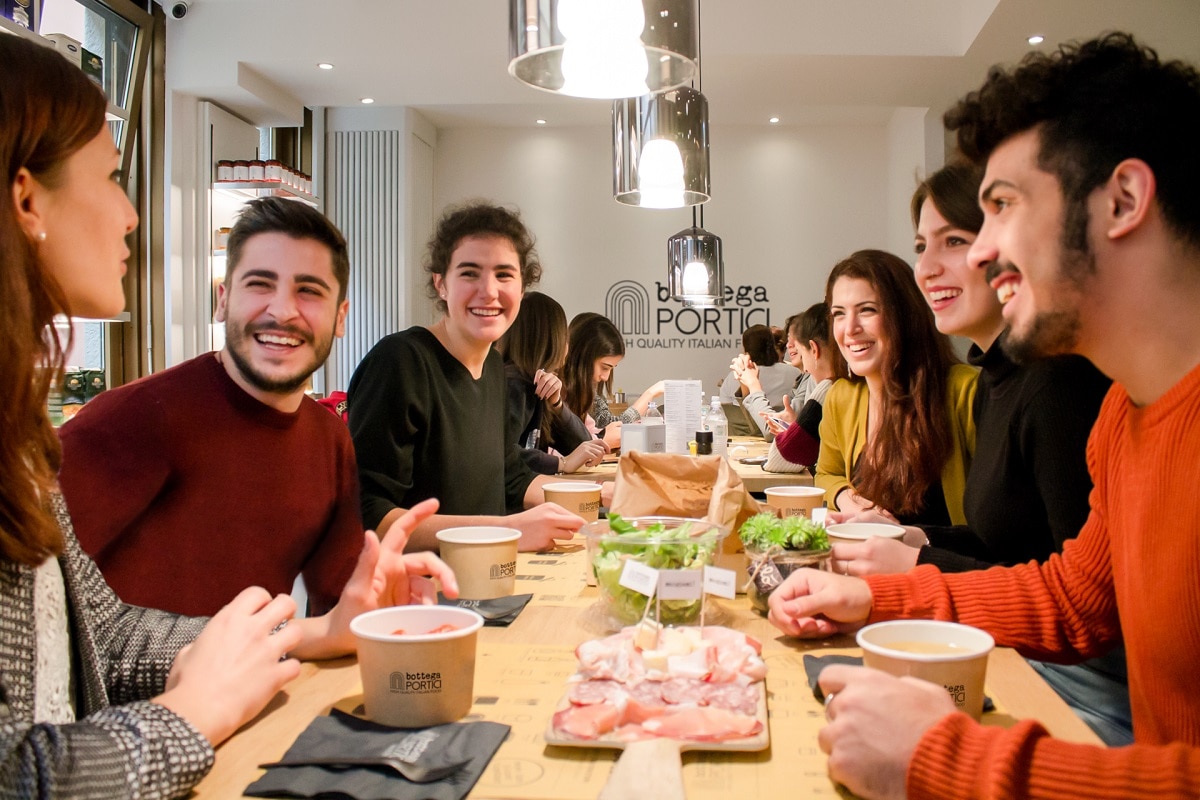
[918,335,1111,571]
[504,362,593,474]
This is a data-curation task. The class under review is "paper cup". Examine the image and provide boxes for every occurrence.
[825,522,906,546]
[543,481,603,522]
[764,485,826,518]
[435,527,521,600]
[857,620,994,720]
[351,606,484,728]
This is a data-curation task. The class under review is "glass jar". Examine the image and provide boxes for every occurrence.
[215,160,234,181]
[248,160,265,181]
[745,544,831,614]
[232,160,250,181]
[265,159,283,182]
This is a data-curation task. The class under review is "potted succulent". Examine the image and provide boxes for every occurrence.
[739,513,831,614]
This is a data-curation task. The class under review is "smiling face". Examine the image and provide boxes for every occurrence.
[34,126,138,318]
[784,331,805,369]
[830,276,887,380]
[914,198,1003,349]
[215,232,348,408]
[969,130,1094,362]
[432,234,524,351]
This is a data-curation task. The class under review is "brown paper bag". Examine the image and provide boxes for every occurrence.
[609,452,763,587]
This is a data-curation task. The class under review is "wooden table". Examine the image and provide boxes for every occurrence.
[193,549,1100,799]
[558,437,815,493]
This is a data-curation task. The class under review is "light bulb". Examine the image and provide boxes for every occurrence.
[681,260,711,295]
[558,0,649,98]
[637,138,685,208]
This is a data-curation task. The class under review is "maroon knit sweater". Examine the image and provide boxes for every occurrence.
[59,353,362,617]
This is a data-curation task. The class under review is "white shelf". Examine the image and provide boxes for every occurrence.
[54,312,131,324]
[0,16,42,44]
[214,181,318,206]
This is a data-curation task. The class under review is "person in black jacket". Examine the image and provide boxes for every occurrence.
[497,292,607,474]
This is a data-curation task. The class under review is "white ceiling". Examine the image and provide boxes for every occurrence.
[165,0,1200,130]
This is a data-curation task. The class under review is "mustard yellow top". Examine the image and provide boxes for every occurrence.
[815,363,978,524]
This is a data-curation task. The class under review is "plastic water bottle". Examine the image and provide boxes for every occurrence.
[644,400,663,424]
[706,396,728,457]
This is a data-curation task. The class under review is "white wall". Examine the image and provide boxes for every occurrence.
[433,121,927,397]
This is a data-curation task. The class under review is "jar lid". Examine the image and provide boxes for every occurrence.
[695,430,713,444]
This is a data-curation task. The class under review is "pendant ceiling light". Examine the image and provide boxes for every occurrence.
[509,0,697,99]
[663,0,721,305]
[612,86,709,208]
[668,207,724,306]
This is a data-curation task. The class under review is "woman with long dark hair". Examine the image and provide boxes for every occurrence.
[497,292,606,474]
[562,313,663,450]
[816,250,977,525]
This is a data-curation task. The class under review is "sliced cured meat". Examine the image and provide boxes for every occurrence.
[701,626,763,656]
[568,679,628,707]
[702,682,760,716]
[552,702,622,740]
[642,707,763,742]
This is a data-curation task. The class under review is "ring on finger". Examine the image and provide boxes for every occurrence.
[823,691,837,721]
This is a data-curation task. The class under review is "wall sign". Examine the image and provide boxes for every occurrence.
[604,280,775,351]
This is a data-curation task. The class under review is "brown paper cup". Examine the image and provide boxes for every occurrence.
[543,482,603,521]
[857,620,994,720]
[351,606,484,728]
[764,485,826,518]
[435,527,521,600]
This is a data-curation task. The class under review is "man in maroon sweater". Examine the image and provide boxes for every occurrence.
[60,198,397,639]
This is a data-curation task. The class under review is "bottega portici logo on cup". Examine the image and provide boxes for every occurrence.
[489,560,517,580]
[390,670,444,695]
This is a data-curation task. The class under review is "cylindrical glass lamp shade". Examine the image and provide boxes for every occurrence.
[510,0,697,98]
[668,225,724,306]
[613,87,709,208]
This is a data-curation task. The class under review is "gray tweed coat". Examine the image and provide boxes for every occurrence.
[0,493,214,798]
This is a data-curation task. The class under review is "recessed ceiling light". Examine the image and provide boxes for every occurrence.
[361,97,375,104]
[1028,34,1045,45]
[536,119,547,125]
[769,117,780,124]
[317,62,334,70]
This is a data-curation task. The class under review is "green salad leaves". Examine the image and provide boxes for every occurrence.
[738,512,829,552]
[590,515,721,625]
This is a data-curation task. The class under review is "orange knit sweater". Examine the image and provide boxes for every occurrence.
[865,361,1200,799]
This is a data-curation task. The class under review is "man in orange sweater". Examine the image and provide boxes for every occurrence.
[767,33,1200,799]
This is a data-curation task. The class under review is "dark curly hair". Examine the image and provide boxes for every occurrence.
[945,32,1200,254]
[424,200,542,313]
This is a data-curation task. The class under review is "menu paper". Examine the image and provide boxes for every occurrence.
[663,379,703,454]
[658,569,703,600]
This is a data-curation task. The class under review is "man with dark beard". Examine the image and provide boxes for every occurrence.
[59,197,364,620]
[767,33,1200,799]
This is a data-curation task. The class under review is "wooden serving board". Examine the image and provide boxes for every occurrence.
[544,682,770,800]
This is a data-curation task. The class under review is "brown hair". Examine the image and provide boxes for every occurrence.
[789,302,848,381]
[0,34,108,565]
[564,312,625,418]
[226,196,351,302]
[497,291,569,445]
[424,201,542,314]
[825,250,958,517]
[910,161,984,237]
[741,324,780,367]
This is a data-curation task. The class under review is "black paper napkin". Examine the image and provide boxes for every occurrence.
[436,592,532,626]
[245,709,509,800]
[802,653,995,712]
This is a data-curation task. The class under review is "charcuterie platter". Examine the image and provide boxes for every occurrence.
[545,624,769,800]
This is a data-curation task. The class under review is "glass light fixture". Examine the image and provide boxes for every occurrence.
[613,86,709,208]
[667,211,724,307]
[509,0,697,99]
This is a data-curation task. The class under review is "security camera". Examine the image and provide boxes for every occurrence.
[169,2,189,19]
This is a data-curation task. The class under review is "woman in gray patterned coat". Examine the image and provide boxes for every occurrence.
[0,34,452,798]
